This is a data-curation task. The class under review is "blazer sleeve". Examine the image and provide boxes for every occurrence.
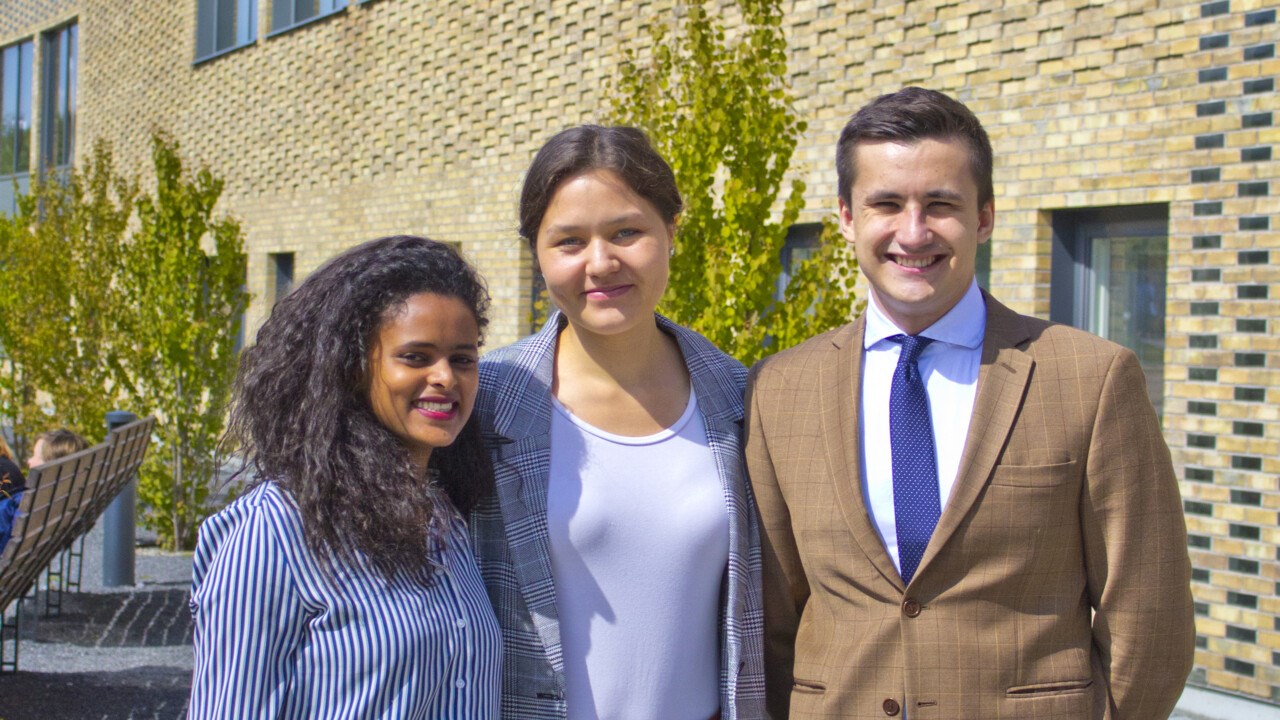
[189,501,308,719]
[745,362,809,720]
[1082,348,1195,719]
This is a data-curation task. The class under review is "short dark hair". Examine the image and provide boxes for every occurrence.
[227,235,493,578]
[836,87,993,207]
[519,125,682,248]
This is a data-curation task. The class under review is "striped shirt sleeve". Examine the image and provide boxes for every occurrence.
[189,492,307,719]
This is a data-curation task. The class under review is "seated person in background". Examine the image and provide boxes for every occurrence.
[0,435,28,552]
[27,428,89,468]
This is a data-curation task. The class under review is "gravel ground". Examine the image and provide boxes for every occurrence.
[0,520,194,720]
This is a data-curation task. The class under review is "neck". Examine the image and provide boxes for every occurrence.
[555,316,671,389]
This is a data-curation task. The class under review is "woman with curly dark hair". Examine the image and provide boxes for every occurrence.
[189,235,500,719]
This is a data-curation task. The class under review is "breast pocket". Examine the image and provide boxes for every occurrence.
[988,460,1078,488]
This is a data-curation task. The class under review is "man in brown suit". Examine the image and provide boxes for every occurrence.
[746,87,1195,719]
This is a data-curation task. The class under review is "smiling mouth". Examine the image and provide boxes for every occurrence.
[584,285,632,299]
[413,400,457,419]
[890,254,942,269]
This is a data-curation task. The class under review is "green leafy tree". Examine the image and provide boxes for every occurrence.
[116,135,248,550]
[608,0,859,365]
[0,142,136,450]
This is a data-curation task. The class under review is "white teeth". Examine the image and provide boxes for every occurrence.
[895,256,935,268]
[415,401,453,412]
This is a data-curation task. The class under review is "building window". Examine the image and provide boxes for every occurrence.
[775,222,822,300]
[268,252,295,306]
[41,23,76,172]
[975,241,991,290]
[0,40,33,215]
[1050,204,1168,414]
[196,0,257,61]
[272,0,348,34]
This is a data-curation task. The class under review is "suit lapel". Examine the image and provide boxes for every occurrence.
[488,315,565,676]
[916,294,1034,578]
[821,317,906,590]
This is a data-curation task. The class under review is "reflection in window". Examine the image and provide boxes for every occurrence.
[0,40,33,214]
[273,0,348,33]
[1050,204,1168,414]
[42,24,77,171]
[776,223,822,300]
[196,0,257,61]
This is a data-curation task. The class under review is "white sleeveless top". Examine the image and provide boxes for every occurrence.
[547,391,729,720]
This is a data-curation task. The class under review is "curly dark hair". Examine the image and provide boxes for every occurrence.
[226,235,494,578]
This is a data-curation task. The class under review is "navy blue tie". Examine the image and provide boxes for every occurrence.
[888,334,940,585]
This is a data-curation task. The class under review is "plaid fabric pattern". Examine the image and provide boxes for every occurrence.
[471,313,766,720]
[748,293,1195,720]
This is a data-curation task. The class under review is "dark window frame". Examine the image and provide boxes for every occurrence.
[1050,204,1168,414]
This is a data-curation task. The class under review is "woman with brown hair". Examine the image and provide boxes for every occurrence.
[472,126,765,720]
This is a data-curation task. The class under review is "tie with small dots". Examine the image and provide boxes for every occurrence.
[888,334,940,585]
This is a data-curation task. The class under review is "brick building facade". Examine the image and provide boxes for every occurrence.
[0,0,1276,705]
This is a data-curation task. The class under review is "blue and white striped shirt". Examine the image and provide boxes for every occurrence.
[189,482,501,719]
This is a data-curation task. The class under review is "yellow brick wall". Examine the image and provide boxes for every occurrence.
[1,0,1277,704]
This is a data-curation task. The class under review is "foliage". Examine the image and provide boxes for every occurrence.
[608,0,859,365]
[118,135,248,551]
[0,135,247,550]
[0,142,137,451]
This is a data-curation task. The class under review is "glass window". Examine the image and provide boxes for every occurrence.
[776,222,822,300]
[269,252,295,306]
[1050,204,1168,414]
[0,40,33,214]
[272,0,347,33]
[42,24,77,171]
[196,0,256,61]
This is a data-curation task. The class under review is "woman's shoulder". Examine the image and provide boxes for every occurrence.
[196,482,304,564]
[658,316,747,386]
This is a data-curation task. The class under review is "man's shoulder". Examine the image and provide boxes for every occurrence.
[984,294,1130,362]
[751,322,856,383]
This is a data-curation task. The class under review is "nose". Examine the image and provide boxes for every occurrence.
[427,359,456,389]
[896,204,931,248]
[584,237,618,276]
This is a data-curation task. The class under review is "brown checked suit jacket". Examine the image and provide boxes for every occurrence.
[746,292,1195,720]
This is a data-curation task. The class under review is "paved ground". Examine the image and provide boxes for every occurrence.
[2,519,1278,719]
[0,521,194,720]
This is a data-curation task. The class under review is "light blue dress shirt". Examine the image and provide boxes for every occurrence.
[859,281,986,575]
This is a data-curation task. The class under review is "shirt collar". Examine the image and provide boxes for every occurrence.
[864,280,986,351]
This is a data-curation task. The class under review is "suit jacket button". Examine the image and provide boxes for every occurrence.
[883,698,901,716]
[902,598,921,617]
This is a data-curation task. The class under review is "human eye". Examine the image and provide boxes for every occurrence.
[553,235,584,249]
[398,351,429,366]
[451,354,479,369]
[615,227,640,239]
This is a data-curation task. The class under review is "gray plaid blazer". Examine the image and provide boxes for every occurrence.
[470,312,767,720]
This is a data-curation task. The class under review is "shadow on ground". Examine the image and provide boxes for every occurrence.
[0,665,190,720]
[1,588,192,719]
[24,588,192,647]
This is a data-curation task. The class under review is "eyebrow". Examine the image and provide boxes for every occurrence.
[863,189,966,203]
[398,341,479,352]
[543,212,650,235]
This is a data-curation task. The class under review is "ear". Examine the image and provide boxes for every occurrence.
[837,197,858,246]
[977,199,995,244]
